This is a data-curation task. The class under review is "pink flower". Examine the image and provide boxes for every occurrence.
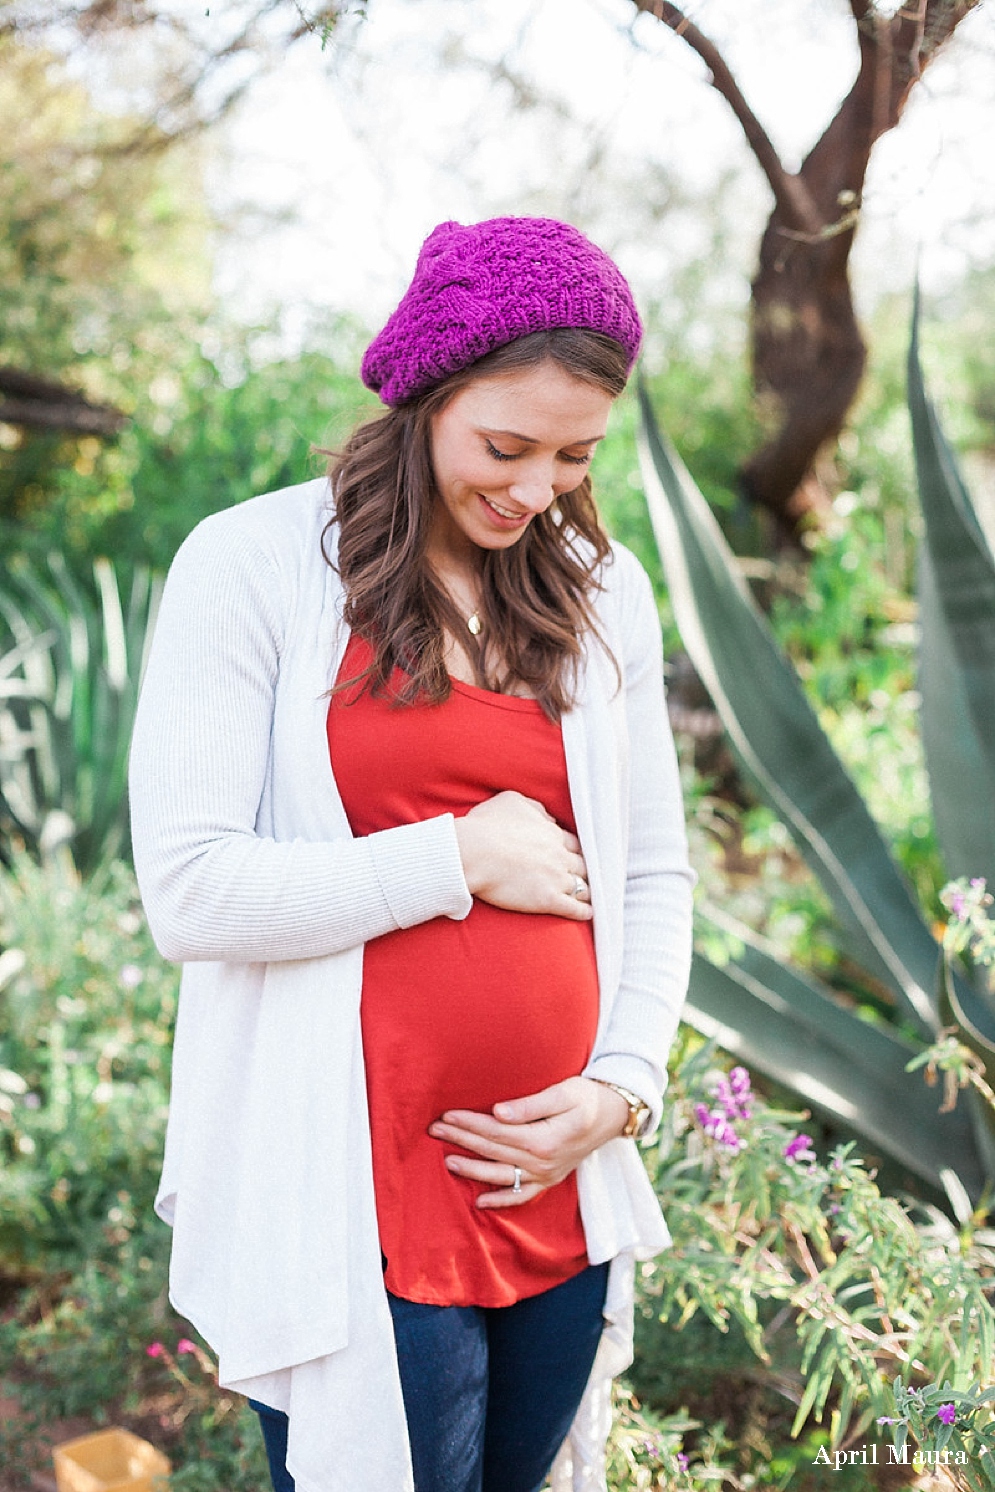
[177,1338,197,1354]
[937,1403,956,1426]
[783,1133,815,1163]
[146,1341,165,1358]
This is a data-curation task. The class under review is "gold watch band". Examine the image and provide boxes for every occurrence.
[593,1079,650,1138]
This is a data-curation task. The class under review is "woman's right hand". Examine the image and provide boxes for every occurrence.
[454,792,593,920]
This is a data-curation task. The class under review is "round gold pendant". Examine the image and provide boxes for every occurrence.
[467,612,482,636]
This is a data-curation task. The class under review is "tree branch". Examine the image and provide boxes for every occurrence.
[630,0,824,235]
[0,368,126,438]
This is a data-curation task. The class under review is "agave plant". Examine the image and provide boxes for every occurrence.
[638,294,995,1208]
[0,549,161,874]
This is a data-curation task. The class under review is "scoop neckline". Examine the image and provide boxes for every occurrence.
[447,675,545,712]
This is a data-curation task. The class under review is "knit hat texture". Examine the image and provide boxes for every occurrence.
[361,216,643,407]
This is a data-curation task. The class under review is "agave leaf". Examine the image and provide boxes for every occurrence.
[909,287,994,562]
[0,631,57,685]
[0,553,159,871]
[637,383,939,1036]
[684,930,984,1200]
[910,293,995,894]
[918,546,995,893]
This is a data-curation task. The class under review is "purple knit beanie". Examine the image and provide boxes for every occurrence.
[361,216,643,407]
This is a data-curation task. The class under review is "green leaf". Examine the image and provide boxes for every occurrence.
[637,383,939,1036]
[918,548,995,893]
[910,288,995,897]
[0,551,158,872]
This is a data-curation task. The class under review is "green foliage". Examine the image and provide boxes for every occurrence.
[116,332,378,568]
[0,35,213,515]
[637,1045,995,1465]
[6,328,378,570]
[0,550,160,871]
[0,853,176,1269]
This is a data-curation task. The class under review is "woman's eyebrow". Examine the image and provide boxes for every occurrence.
[483,427,604,445]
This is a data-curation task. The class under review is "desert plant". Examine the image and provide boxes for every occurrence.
[0,547,161,872]
[637,294,995,1208]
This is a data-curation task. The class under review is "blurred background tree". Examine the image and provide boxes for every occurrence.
[0,34,211,533]
[632,0,984,541]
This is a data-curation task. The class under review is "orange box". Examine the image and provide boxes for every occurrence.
[53,1427,171,1492]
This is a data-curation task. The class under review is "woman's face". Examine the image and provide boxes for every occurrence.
[427,360,614,565]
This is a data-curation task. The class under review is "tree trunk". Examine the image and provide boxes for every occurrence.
[633,0,982,541]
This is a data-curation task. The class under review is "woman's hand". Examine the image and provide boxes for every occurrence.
[454,791,592,921]
[428,1077,630,1208]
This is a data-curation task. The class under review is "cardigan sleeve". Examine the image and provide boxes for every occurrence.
[128,510,472,965]
[584,548,695,1130]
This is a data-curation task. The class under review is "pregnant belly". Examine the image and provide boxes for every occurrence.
[360,902,600,1138]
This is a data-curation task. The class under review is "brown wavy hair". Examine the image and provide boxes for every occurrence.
[324,328,629,720]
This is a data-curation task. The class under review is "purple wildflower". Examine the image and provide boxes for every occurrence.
[949,890,967,918]
[937,1404,956,1426]
[675,1452,689,1472]
[783,1133,815,1163]
[713,1066,753,1122]
[877,1417,900,1426]
[729,1066,751,1098]
[694,1102,743,1150]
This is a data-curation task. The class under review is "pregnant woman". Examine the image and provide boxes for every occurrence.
[129,216,694,1492]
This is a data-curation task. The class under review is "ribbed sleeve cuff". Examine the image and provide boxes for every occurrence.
[368,813,473,928]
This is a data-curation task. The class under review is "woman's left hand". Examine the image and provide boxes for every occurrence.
[428,1077,631,1208]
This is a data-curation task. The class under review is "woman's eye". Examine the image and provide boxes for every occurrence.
[485,440,518,462]
[560,451,593,467]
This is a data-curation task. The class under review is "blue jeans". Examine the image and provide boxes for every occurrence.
[251,1260,609,1492]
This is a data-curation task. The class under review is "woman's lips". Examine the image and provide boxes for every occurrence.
[479,494,531,527]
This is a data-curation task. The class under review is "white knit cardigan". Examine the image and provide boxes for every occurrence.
[128,476,694,1492]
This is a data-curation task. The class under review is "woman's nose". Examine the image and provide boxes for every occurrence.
[507,469,556,513]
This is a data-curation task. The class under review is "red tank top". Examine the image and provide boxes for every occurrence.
[327,633,599,1306]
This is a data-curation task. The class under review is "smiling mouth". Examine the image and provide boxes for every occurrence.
[481,495,530,523]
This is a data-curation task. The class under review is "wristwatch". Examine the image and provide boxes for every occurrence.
[594,1080,651,1139]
